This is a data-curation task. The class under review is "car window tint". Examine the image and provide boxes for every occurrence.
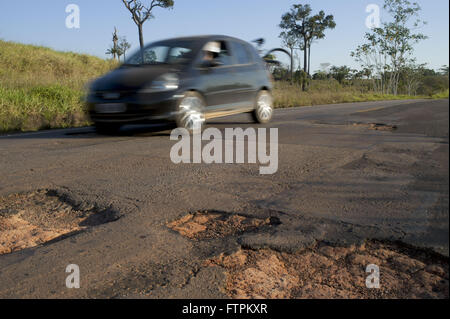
[248,45,262,64]
[231,42,252,65]
[143,46,169,64]
[168,47,192,64]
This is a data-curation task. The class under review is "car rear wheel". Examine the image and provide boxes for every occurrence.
[253,90,273,124]
[176,92,206,132]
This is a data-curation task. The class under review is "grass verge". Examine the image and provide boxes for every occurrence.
[272,81,439,109]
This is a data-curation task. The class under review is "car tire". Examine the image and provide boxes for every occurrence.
[176,91,206,132]
[95,123,121,134]
[252,90,274,124]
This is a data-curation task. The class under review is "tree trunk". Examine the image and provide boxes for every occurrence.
[308,44,311,76]
[290,47,294,84]
[303,38,308,91]
[303,40,308,74]
[138,24,144,61]
[138,24,144,49]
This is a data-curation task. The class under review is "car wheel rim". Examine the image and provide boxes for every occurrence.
[257,92,273,121]
[178,96,205,130]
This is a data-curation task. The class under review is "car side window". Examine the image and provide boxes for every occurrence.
[216,41,232,65]
[248,45,262,65]
[200,40,232,66]
[231,42,252,65]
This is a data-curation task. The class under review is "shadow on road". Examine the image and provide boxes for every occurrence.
[0,123,175,140]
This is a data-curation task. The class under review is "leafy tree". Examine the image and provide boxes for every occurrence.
[122,0,174,54]
[312,71,330,80]
[351,0,427,95]
[330,65,353,84]
[279,4,335,90]
[400,62,426,95]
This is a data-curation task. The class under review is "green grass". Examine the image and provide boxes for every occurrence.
[0,40,116,132]
[0,85,87,132]
[431,89,449,99]
[0,40,448,133]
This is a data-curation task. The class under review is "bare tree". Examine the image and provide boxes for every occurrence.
[112,27,119,60]
[122,0,174,54]
[106,27,120,61]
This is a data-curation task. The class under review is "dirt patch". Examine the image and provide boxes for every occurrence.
[167,211,280,240]
[0,190,119,255]
[206,240,449,299]
[352,122,398,131]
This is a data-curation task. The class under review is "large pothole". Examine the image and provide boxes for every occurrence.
[167,210,280,240]
[352,122,398,131]
[205,240,449,299]
[0,189,119,255]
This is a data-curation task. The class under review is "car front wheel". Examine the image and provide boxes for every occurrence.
[253,90,274,124]
[176,91,206,132]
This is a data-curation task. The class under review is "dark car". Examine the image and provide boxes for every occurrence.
[86,35,274,132]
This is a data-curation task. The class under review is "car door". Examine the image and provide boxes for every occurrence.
[198,40,239,115]
[227,41,258,111]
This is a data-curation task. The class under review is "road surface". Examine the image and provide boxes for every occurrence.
[0,99,448,298]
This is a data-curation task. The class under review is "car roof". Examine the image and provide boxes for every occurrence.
[154,35,249,45]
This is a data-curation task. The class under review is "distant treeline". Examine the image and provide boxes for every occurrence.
[271,65,449,97]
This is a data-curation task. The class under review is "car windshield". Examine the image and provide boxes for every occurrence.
[125,40,197,65]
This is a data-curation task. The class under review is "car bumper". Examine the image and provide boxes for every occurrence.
[86,91,182,124]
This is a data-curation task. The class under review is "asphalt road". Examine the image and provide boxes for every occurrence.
[0,99,448,298]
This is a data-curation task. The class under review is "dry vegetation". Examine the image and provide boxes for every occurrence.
[272,80,435,109]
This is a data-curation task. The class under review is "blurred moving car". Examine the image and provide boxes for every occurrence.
[86,35,274,132]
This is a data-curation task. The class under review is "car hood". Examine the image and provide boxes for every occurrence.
[91,64,182,92]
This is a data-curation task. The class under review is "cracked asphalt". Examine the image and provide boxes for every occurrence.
[0,99,448,298]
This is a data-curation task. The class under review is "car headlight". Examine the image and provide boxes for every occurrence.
[141,73,179,93]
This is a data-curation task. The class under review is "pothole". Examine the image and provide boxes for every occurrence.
[205,240,449,299]
[0,189,120,255]
[312,121,397,131]
[341,153,410,173]
[167,210,280,240]
[352,122,397,131]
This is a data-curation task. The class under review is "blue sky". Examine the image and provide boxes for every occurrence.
[0,0,448,72]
